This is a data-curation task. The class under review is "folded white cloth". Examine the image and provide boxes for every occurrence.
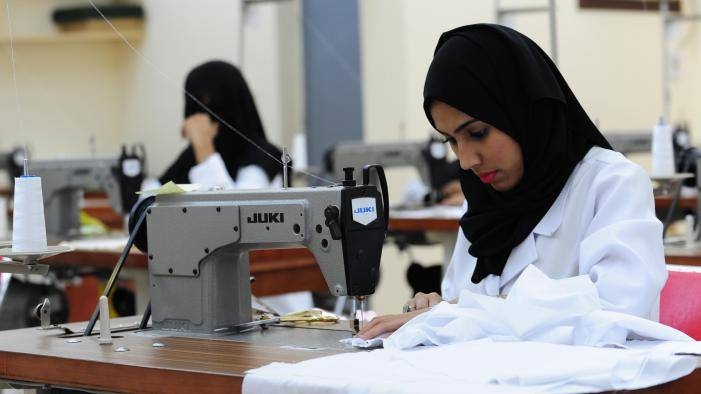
[243,266,700,393]
[244,340,698,393]
[385,265,691,350]
[339,336,383,348]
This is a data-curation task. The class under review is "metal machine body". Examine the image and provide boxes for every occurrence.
[0,148,24,185]
[142,169,387,333]
[30,149,144,238]
[606,133,652,156]
[330,141,436,186]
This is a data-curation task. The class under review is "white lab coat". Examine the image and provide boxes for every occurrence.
[442,147,667,321]
[187,152,282,189]
[142,152,282,191]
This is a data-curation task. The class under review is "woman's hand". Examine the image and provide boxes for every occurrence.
[406,291,443,311]
[356,292,443,340]
[182,113,219,163]
[356,309,424,340]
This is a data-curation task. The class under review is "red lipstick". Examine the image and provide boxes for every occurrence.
[477,170,497,184]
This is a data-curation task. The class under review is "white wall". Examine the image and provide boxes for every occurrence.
[0,0,303,179]
[0,0,124,162]
[119,0,242,176]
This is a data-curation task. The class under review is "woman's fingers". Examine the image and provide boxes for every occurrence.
[409,292,442,311]
[357,311,421,340]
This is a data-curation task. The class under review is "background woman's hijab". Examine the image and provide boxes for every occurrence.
[160,60,282,184]
[423,24,612,284]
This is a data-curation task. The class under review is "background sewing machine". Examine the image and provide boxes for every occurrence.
[128,165,388,334]
[28,145,145,239]
[327,138,459,206]
[0,148,25,187]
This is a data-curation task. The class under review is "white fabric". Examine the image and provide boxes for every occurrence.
[243,339,698,394]
[385,265,691,350]
[442,147,667,320]
[187,152,271,190]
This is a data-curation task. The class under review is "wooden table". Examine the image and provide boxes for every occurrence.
[0,319,697,393]
[0,319,346,393]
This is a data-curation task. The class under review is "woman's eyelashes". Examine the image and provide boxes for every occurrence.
[441,135,457,145]
[441,125,489,145]
[468,126,489,140]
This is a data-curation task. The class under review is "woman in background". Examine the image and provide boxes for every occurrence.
[359,24,666,339]
[159,60,283,189]
[155,60,309,314]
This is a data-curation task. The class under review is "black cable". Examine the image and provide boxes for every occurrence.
[83,208,148,336]
[138,301,151,330]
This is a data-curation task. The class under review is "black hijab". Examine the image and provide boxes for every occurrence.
[423,24,612,284]
[160,60,283,185]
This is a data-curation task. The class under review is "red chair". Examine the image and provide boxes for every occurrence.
[660,270,701,340]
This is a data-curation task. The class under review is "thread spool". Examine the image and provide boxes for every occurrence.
[12,176,47,252]
[292,133,308,170]
[652,118,675,177]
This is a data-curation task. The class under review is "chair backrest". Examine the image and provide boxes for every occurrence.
[660,269,701,340]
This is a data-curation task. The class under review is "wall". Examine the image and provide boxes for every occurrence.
[0,0,303,180]
[0,0,124,167]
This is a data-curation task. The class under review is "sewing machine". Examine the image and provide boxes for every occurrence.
[0,147,24,185]
[131,165,388,334]
[30,146,145,238]
[328,138,455,196]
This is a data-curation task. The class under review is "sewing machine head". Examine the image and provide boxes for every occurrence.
[27,146,145,238]
[132,165,389,334]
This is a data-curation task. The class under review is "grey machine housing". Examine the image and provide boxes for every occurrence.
[142,172,387,333]
[28,150,144,238]
[330,140,436,186]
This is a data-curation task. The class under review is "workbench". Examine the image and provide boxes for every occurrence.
[0,318,698,393]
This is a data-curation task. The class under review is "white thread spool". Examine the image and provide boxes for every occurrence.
[292,133,308,170]
[12,176,47,252]
[652,118,676,177]
[0,196,8,240]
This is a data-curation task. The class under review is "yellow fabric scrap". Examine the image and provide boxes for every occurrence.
[136,181,201,195]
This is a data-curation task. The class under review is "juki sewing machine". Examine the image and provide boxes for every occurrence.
[29,145,145,238]
[129,165,388,334]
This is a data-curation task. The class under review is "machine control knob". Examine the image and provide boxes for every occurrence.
[324,205,343,240]
[342,167,356,187]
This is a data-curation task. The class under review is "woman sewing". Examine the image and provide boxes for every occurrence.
[358,24,667,340]
[158,60,283,189]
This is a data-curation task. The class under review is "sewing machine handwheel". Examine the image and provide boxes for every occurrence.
[128,196,155,253]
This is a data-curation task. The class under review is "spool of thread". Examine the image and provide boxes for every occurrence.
[12,176,48,252]
[652,118,675,177]
[0,196,8,240]
[292,133,308,170]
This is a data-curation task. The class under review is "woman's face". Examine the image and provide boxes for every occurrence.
[430,100,524,192]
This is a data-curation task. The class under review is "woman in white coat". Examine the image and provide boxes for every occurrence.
[358,24,666,340]
[158,60,283,189]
